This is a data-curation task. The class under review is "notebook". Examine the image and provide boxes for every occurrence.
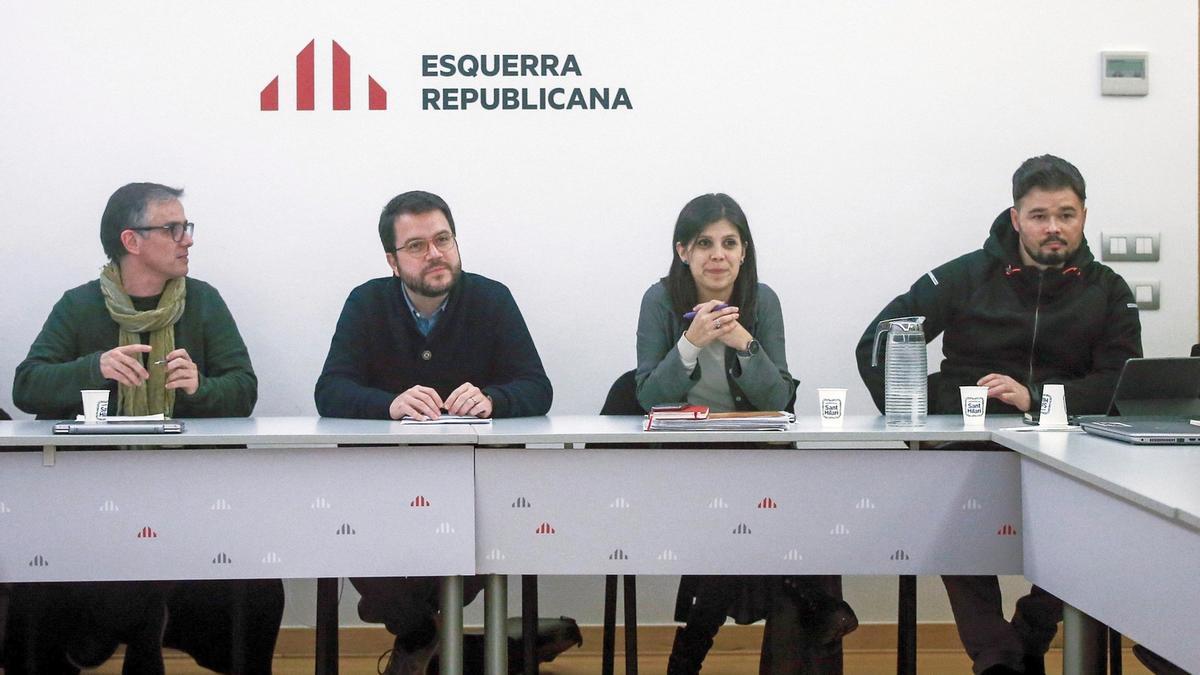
[1079,417,1200,445]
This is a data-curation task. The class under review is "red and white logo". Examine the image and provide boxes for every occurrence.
[137,526,158,539]
[996,523,1018,536]
[261,39,387,111]
[535,522,556,535]
[411,495,431,507]
[757,497,778,509]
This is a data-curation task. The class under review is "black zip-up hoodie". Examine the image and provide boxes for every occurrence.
[855,209,1142,416]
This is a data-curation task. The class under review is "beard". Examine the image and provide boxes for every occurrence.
[1023,236,1071,266]
[401,260,461,298]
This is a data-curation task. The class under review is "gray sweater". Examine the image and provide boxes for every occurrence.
[634,281,795,412]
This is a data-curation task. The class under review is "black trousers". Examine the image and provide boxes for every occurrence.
[4,579,284,674]
[676,575,845,674]
[942,576,1062,674]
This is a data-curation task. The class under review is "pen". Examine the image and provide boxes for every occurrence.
[682,303,729,320]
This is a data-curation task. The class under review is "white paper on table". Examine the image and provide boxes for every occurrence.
[398,415,492,425]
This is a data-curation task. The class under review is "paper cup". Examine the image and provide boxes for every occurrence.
[959,386,989,427]
[81,389,109,423]
[818,388,847,427]
[1039,384,1068,427]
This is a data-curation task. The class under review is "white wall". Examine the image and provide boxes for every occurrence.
[2,0,1195,627]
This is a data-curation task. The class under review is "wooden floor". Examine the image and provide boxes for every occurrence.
[93,647,1153,674]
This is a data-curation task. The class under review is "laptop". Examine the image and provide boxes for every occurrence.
[1101,357,1200,416]
[1076,357,1200,443]
[1079,417,1200,445]
[53,420,185,435]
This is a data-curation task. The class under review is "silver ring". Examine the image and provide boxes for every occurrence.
[469,397,477,404]
[714,319,722,329]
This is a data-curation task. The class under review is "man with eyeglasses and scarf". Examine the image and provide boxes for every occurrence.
[10,182,282,674]
[315,189,553,674]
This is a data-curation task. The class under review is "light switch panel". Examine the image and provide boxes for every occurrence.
[1101,232,1159,261]
[1128,280,1160,310]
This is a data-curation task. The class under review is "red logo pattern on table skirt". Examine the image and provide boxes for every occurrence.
[536,522,556,534]
[137,526,158,539]
[757,497,778,509]
[411,495,431,507]
[997,523,1017,536]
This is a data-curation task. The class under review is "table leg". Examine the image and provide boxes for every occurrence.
[315,577,339,675]
[485,574,509,675]
[1062,603,1106,675]
[896,575,916,675]
[521,575,538,675]
[623,575,638,675]
[440,576,464,675]
[1108,628,1123,674]
[602,575,617,675]
[230,580,247,674]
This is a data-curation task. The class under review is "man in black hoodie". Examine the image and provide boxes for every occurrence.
[855,155,1142,675]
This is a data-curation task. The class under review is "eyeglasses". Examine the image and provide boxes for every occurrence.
[128,221,195,242]
[395,232,456,257]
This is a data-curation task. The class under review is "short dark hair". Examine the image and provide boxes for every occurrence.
[378,190,456,252]
[664,193,759,326]
[100,183,184,261]
[1012,155,1086,206]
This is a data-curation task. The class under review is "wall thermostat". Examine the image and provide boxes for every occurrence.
[1101,51,1148,96]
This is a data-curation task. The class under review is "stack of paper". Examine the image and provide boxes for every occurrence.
[645,411,793,431]
[399,415,493,425]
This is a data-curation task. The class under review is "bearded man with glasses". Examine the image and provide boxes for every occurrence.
[10,182,282,674]
[315,190,552,674]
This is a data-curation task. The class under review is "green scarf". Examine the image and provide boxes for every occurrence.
[99,263,187,417]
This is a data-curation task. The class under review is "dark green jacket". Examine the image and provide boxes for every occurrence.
[13,277,257,419]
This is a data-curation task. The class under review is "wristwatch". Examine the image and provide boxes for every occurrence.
[737,339,761,358]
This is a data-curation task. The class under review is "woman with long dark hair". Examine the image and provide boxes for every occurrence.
[635,193,856,674]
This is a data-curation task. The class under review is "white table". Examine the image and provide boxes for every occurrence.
[994,428,1200,673]
[474,414,1019,674]
[2,416,1195,675]
[0,417,480,675]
